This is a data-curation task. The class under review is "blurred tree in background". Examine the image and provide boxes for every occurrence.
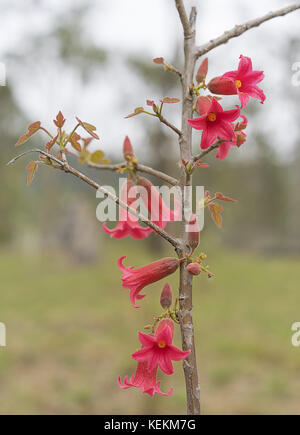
[1,0,300,256]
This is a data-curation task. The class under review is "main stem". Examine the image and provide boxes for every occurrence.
[176,3,201,415]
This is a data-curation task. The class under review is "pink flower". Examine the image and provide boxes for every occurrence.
[221,55,265,108]
[216,115,248,160]
[103,179,152,239]
[118,361,173,397]
[132,319,190,375]
[118,257,180,308]
[188,98,240,150]
[137,177,181,230]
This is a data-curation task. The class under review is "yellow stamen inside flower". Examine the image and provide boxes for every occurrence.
[157,340,167,349]
[207,112,217,122]
[235,79,242,88]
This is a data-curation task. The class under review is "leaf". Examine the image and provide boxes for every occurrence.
[26,161,38,186]
[76,117,99,139]
[15,121,41,146]
[153,57,164,64]
[90,150,104,163]
[78,149,91,164]
[69,132,81,152]
[194,160,209,168]
[124,107,144,119]
[215,192,237,203]
[53,111,65,128]
[45,133,59,152]
[208,202,223,228]
[82,137,93,148]
[159,97,180,104]
[90,150,110,164]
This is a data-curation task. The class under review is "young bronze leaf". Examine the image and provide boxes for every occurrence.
[45,133,59,152]
[54,111,66,128]
[125,107,144,119]
[69,132,82,152]
[208,202,223,228]
[26,161,38,186]
[215,192,237,203]
[195,160,209,168]
[76,117,99,140]
[153,57,165,64]
[82,137,93,149]
[160,97,180,104]
[15,121,41,146]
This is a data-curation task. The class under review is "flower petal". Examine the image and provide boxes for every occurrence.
[132,347,153,362]
[155,325,173,347]
[167,345,191,361]
[238,55,252,75]
[159,352,174,375]
[138,331,155,347]
[188,116,207,130]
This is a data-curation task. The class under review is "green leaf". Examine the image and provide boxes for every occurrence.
[90,150,110,164]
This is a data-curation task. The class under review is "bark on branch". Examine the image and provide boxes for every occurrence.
[195,3,300,58]
[7,149,180,249]
[65,151,179,186]
[175,0,201,415]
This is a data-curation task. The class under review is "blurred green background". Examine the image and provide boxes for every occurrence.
[0,0,300,414]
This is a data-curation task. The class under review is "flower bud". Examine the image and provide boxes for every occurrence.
[123,136,135,160]
[160,283,173,310]
[196,58,208,83]
[156,318,174,337]
[208,76,237,95]
[187,262,201,276]
[187,215,200,251]
[195,96,211,116]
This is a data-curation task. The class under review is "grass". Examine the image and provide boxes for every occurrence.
[0,240,300,414]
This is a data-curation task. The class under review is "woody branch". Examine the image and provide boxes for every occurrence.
[175,0,201,416]
[195,3,300,59]
[7,149,179,249]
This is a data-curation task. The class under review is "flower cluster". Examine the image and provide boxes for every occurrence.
[104,55,265,398]
[189,55,265,160]
[119,318,190,396]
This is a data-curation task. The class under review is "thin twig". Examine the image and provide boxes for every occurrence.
[170,66,183,81]
[65,150,179,185]
[195,3,300,58]
[7,149,180,249]
[158,114,182,137]
[136,163,179,186]
[175,0,192,38]
[193,141,222,162]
